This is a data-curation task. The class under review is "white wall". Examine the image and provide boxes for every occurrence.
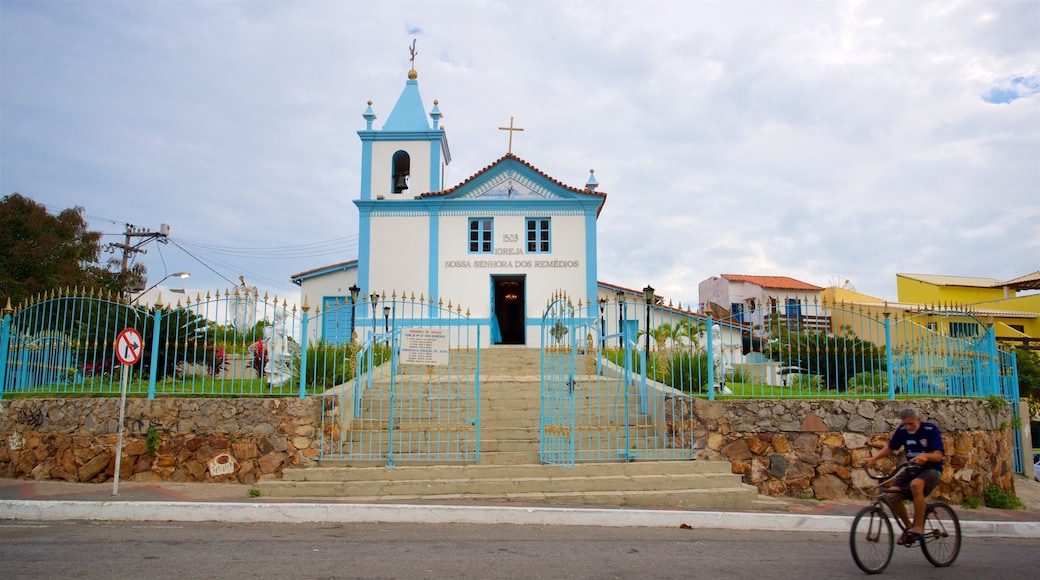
[372,141,433,197]
[369,215,430,297]
[437,213,587,319]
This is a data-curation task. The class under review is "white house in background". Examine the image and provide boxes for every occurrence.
[291,65,607,347]
[698,274,826,332]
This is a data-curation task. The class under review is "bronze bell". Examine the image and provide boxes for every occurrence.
[393,173,409,193]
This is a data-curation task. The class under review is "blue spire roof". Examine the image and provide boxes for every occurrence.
[383,73,430,131]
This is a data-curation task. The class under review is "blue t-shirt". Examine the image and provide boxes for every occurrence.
[888,421,945,471]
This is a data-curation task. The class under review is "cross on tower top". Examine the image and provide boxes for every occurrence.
[409,39,417,70]
[498,116,524,154]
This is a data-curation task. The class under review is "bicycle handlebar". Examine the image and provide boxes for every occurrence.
[862,460,915,482]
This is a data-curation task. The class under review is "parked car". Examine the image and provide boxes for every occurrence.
[1033,452,1039,482]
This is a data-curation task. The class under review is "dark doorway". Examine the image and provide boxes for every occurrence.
[492,276,526,345]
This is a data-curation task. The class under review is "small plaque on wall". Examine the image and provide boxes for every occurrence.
[400,328,450,366]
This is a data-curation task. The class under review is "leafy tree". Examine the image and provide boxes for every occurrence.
[0,193,125,306]
[1009,346,1039,417]
[764,317,886,391]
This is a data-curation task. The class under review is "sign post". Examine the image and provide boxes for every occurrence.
[112,328,143,495]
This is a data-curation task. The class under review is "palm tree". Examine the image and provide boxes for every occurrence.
[677,318,706,350]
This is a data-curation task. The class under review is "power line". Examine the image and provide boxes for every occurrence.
[172,236,358,259]
[168,239,238,287]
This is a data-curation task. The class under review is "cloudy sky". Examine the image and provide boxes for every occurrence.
[2,0,1038,308]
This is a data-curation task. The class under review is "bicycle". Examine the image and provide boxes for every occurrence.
[849,461,962,574]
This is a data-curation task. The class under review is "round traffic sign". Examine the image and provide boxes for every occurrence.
[115,328,144,365]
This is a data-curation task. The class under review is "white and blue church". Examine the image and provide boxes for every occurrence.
[291,65,633,347]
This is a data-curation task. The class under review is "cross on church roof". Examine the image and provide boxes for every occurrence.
[409,39,417,70]
[498,116,524,154]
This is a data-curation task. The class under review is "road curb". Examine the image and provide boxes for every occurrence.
[1,500,1038,537]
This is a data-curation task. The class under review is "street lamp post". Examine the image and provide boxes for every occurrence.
[370,293,379,342]
[131,272,190,305]
[643,285,655,355]
[598,298,606,350]
[383,305,391,344]
[615,289,624,347]
[348,284,360,343]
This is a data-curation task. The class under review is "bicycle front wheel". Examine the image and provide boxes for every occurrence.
[850,506,894,574]
[921,501,961,567]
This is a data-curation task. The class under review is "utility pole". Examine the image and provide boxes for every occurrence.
[107,223,171,299]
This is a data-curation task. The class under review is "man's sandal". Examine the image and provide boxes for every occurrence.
[898,530,924,546]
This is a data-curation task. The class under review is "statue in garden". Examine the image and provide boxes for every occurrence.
[711,324,734,395]
[264,311,294,387]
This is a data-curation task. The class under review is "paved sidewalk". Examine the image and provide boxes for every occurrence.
[1,474,1038,537]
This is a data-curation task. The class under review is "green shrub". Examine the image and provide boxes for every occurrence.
[961,495,980,509]
[787,373,821,390]
[145,427,161,454]
[303,341,358,390]
[983,485,1024,509]
[847,371,887,394]
[665,352,710,394]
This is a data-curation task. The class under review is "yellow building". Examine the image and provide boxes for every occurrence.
[895,273,1040,349]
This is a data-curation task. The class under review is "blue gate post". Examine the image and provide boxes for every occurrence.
[386,331,397,467]
[706,316,715,401]
[0,313,11,399]
[986,324,1000,397]
[474,325,481,463]
[884,312,895,400]
[298,309,309,399]
[147,309,163,399]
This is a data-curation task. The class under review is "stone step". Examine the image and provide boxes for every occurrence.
[260,472,747,499]
[282,460,735,481]
[302,348,777,512]
[288,487,766,510]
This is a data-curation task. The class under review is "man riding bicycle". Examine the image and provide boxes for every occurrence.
[863,407,945,546]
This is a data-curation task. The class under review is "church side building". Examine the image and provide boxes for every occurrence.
[292,67,606,347]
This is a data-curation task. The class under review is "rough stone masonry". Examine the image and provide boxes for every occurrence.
[0,396,1018,503]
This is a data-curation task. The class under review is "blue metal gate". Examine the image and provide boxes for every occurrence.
[539,295,576,466]
[317,297,481,465]
[539,292,696,466]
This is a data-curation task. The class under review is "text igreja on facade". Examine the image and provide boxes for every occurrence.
[444,260,581,269]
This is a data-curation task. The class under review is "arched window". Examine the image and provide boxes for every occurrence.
[392,150,410,193]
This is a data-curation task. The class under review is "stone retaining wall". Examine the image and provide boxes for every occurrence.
[0,397,1018,503]
[0,398,320,484]
[683,398,1016,502]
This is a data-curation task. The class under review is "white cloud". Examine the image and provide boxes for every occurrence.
[2,0,1037,305]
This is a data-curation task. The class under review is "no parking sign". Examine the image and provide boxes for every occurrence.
[115,328,143,365]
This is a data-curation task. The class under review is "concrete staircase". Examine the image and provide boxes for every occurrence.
[255,346,786,511]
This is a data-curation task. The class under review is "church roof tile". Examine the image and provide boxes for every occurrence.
[420,153,607,212]
[721,274,823,291]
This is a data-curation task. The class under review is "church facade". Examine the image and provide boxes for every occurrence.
[291,67,609,346]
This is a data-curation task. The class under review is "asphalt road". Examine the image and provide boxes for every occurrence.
[0,521,1033,579]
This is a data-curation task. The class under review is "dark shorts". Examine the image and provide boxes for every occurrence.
[889,466,940,499]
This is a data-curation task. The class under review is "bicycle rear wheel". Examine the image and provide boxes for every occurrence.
[850,506,893,574]
[921,501,961,567]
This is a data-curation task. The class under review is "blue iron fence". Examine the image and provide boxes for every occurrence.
[552,294,1022,470]
[317,296,481,464]
[0,289,482,401]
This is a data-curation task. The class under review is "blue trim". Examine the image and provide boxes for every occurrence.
[357,206,372,293]
[430,139,442,191]
[585,209,598,299]
[358,130,446,141]
[292,261,358,283]
[359,139,373,200]
[525,217,551,254]
[468,217,494,254]
[428,210,439,306]
[353,198,598,216]
[489,278,501,344]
